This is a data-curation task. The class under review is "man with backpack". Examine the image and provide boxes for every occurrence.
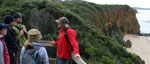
[13,13,27,48]
[3,15,18,64]
[50,17,80,64]
[0,23,10,64]
[20,29,49,64]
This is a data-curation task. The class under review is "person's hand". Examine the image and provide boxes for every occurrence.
[13,53,15,57]
[20,30,24,36]
[75,54,80,58]
[23,28,27,34]
[50,41,55,45]
[50,38,55,45]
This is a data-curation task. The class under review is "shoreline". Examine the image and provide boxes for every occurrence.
[124,34,150,64]
[139,33,150,36]
[127,33,150,36]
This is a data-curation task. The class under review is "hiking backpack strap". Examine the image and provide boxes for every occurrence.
[64,28,74,51]
[33,45,42,64]
[15,25,23,31]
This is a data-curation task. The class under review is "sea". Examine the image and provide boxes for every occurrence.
[136,9,150,34]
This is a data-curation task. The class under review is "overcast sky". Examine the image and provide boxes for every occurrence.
[85,0,150,8]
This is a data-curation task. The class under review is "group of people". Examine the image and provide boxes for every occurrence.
[0,13,81,64]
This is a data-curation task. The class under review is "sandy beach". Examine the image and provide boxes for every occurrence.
[124,35,150,64]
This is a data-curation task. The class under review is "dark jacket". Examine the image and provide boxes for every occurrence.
[4,26,18,57]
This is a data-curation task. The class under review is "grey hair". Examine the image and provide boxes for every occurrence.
[65,24,71,29]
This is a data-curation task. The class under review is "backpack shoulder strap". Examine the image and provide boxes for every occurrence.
[15,25,22,31]
[33,45,42,64]
[64,28,73,51]
[34,45,42,51]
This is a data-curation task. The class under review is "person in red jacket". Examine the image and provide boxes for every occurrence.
[50,17,80,64]
[0,23,10,64]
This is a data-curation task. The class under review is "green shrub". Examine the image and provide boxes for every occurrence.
[0,0,144,64]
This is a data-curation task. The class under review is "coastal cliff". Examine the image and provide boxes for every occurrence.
[0,0,144,64]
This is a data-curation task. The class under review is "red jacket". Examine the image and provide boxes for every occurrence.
[1,37,10,64]
[54,28,79,59]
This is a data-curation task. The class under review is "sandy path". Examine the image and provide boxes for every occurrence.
[124,35,150,64]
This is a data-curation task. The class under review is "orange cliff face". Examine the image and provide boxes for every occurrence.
[106,6,140,35]
[89,5,140,35]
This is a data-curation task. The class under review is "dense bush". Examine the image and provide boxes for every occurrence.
[0,0,144,64]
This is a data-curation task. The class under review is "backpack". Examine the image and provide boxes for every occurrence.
[21,45,42,64]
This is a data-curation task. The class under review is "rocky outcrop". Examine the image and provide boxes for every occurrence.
[124,39,132,48]
[100,6,140,35]
[67,3,140,36]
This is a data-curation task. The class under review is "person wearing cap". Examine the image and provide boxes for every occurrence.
[0,23,10,64]
[3,15,18,64]
[20,29,49,64]
[13,13,27,48]
[50,17,80,64]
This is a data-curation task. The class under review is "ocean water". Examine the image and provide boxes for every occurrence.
[136,10,150,34]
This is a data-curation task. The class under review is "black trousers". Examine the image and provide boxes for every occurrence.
[10,54,17,64]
